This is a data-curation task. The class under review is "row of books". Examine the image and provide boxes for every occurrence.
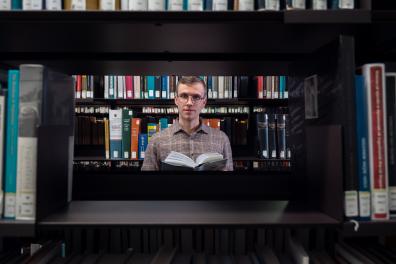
[74,105,250,115]
[0,0,355,11]
[0,65,74,221]
[142,106,250,114]
[75,106,291,160]
[346,63,396,221]
[73,159,291,171]
[74,112,251,158]
[254,107,291,159]
[74,75,289,100]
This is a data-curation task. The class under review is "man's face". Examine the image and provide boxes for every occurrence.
[175,83,207,123]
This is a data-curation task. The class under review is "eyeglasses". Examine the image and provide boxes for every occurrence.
[177,93,205,104]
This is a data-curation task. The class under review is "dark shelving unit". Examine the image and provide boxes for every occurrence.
[0,220,35,237]
[38,201,338,227]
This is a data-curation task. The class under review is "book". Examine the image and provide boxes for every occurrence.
[387,73,396,216]
[0,90,5,218]
[162,151,227,171]
[362,63,389,220]
[355,75,371,220]
[4,70,20,219]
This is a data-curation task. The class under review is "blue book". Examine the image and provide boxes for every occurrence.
[159,118,168,131]
[146,76,155,99]
[161,76,168,99]
[4,70,20,219]
[355,75,371,220]
[11,0,22,9]
[279,76,286,99]
[138,133,148,160]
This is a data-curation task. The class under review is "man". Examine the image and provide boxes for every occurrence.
[141,76,233,171]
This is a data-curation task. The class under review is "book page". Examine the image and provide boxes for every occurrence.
[196,152,223,166]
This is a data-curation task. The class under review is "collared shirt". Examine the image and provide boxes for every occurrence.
[141,120,233,171]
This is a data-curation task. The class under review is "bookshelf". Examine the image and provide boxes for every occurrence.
[4,2,396,260]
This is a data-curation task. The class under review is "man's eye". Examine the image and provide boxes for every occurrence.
[192,96,201,101]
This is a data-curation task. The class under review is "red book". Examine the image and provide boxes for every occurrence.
[363,63,389,220]
[125,75,134,99]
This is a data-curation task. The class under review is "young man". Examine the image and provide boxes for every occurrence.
[141,76,233,171]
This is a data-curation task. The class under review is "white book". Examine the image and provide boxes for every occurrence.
[104,76,109,99]
[212,0,227,10]
[0,94,5,217]
[148,0,165,10]
[238,0,254,10]
[287,0,305,9]
[71,0,86,9]
[218,76,225,99]
[312,0,326,10]
[167,0,183,10]
[100,0,116,10]
[45,0,62,10]
[134,76,141,99]
[23,0,43,9]
[0,0,11,10]
[117,76,124,99]
[109,76,115,98]
[339,0,354,9]
[121,0,128,9]
[262,0,279,10]
[163,151,226,170]
[129,0,148,10]
[188,0,203,10]
[16,64,44,221]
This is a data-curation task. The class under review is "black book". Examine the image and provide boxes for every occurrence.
[256,112,269,159]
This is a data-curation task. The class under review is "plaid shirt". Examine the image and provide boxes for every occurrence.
[141,120,233,171]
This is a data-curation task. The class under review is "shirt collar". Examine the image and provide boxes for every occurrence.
[172,119,209,135]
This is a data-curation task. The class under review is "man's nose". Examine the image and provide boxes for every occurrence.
[186,96,194,105]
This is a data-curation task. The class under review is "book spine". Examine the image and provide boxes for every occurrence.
[129,0,148,9]
[167,0,183,10]
[122,109,133,159]
[212,0,227,10]
[117,76,124,99]
[154,76,161,99]
[16,64,44,221]
[23,0,43,9]
[339,0,353,9]
[11,0,21,9]
[161,76,168,99]
[312,0,327,9]
[138,133,148,160]
[148,0,165,10]
[134,76,141,99]
[104,118,110,159]
[0,0,11,9]
[146,76,154,99]
[277,113,286,159]
[268,111,277,158]
[125,75,133,99]
[363,64,389,220]
[286,0,305,9]
[187,0,203,10]
[45,0,61,8]
[237,0,253,10]
[355,75,371,220]
[131,118,141,160]
[4,70,20,219]
[386,73,396,216]
[0,93,5,217]
[109,109,122,159]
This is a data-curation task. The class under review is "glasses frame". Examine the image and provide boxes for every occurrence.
[176,93,206,104]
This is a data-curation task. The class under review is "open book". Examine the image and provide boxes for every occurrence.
[161,151,227,171]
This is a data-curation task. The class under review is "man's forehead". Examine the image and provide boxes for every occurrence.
[178,83,205,94]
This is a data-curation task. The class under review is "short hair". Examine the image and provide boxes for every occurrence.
[176,76,207,97]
